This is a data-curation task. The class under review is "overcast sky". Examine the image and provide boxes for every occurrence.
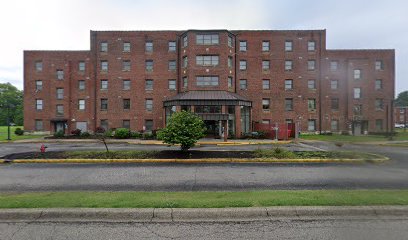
[0,0,406,95]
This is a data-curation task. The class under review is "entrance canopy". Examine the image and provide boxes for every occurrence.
[163,90,251,107]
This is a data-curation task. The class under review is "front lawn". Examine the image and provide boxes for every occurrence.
[300,131,408,143]
[0,190,407,208]
[0,126,46,142]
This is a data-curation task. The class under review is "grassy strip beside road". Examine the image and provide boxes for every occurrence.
[0,126,46,142]
[300,131,408,143]
[0,190,407,208]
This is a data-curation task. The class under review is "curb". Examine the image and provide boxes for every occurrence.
[0,156,389,164]
[0,206,407,222]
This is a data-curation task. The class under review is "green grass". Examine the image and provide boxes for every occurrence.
[300,131,408,143]
[0,190,407,208]
[0,126,46,142]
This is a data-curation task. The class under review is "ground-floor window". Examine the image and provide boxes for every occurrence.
[375,119,383,131]
[194,105,221,113]
[145,120,153,131]
[35,120,43,131]
[100,119,108,130]
[331,120,339,131]
[308,119,316,131]
[165,106,176,125]
[241,106,250,134]
[122,120,130,129]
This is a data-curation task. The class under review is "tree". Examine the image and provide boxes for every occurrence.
[0,83,23,126]
[157,111,206,151]
[395,91,408,107]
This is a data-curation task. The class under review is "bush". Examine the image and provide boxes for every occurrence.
[104,129,113,138]
[157,111,206,151]
[80,132,91,138]
[95,127,105,134]
[53,130,65,138]
[142,133,155,140]
[114,128,130,139]
[71,129,82,136]
[254,147,297,159]
[130,131,142,139]
[14,128,24,136]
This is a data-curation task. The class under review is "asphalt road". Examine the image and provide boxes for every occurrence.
[1,218,407,240]
[0,142,408,191]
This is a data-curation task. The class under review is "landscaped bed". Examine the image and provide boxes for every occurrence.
[3,149,384,161]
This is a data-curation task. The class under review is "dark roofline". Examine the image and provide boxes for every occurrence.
[327,49,394,52]
[24,50,90,53]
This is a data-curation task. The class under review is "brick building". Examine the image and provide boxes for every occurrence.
[24,29,395,137]
[394,106,408,127]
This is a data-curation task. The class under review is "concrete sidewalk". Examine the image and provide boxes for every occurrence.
[1,206,407,223]
[10,138,291,146]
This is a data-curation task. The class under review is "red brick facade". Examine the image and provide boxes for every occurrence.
[24,29,395,136]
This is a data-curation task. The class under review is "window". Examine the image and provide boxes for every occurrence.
[228,36,233,47]
[145,60,153,71]
[228,56,233,68]
[145,79,153,90]
[375,60,383,70]
[100,80,108,90]
[183,35,188,47]
[36,99,43,110]
[101,61,108,71]
[79,61,85,71]
[375,98,384,110]
[330,61,338,71]
[240,79,247,90]
[196,76,219,86]
[56,105,64,116]
[35,80,42,91]
[100,119,108,131]
[122,120,130,129]
[286,119,293,124]
[354,69,361,80]
[196,55,219,66]
[353,104,362,115]
[285,40,293,51]
[56,88,64,100]
[195,106,221,113]
[145,120,153,131]
[145,41,153,52]
[285,60,293,71]
[239,41,247,51]
[354,87,361,99]
[183,56,188,68]
[239,60,247,70]
[123,99,130,110]
[100,42,108,52]
[331,120,339,131]
[307,60,316,70]
[285,98,293,111]
[123,42,131,52]
[262,41,270,51]
[56,70,64,80]
[308,119,316,131]
[308,79,316,89]
[262,98,270,110]
[168,41,176,51]
[308,99,316,111]
[375,79,383,90]
[122,60,131,71]
[228,77,233,88]
[262,120,270,124]
[78,80,85,90]
[100,99,108,110]
[262,79,270,90]
[376,119,383,131]
[35,61,43,71]
[123,80,130,90]
[35,120,43,131]
[145,99,153,111]
[168,79,176,90]
[168,60,176,70]
[183,77,188,88]
[78,100,85,110]
[196,34,219,45]
[262,60,270,70]
[331,80,338,90]
[285,79,293,90]
[307,41,316,51]
[331,98,339,110]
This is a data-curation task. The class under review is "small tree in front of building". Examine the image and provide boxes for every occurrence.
[157,111,206,151]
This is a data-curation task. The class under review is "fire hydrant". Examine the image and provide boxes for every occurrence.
[40,144,47,153]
